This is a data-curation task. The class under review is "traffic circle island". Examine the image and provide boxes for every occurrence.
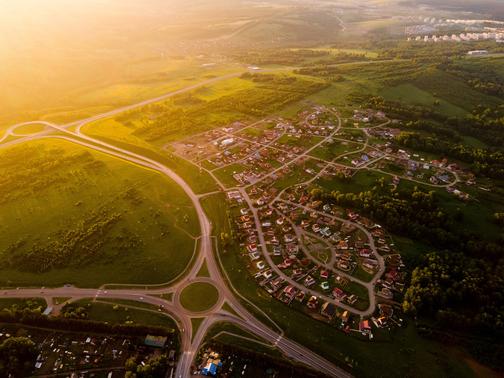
[179,281,220,313]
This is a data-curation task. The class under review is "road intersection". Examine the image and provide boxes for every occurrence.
[0,73,461,377]
[0,101,352,377]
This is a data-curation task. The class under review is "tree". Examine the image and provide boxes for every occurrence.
[0,337,37,377]
[220,232,230,249]
[124,355,168,378]
[494,212,504,226]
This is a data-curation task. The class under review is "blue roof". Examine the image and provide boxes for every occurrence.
[201,363,218,376]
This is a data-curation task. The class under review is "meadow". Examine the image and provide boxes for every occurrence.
[0,139,199,287]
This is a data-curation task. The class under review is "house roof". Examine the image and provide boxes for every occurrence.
[322,302,336,316]
[144,335,167,348]
[202,362,218,376]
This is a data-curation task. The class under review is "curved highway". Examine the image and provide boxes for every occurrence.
[0,111,352,378]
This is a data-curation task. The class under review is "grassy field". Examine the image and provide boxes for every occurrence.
[66,299,177,330]
[277,134,323,149]
[82,135,219,195]
[381,84,467,117]
[410,68,501,112]
[205,322,265,343]
[204,322,281,357]
[0,139,199,287]
[96,299,161,311]
[180,282,219,312]
[200,192,474,378]
[213,163,248,188]
[277,80,368,117]
[318,170,384,193]
[193,77,256,101]
[298,47,379,59]
[289,58,501,121]
[310,140,363,160]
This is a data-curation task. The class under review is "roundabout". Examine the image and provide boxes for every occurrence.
[0,84,353,378]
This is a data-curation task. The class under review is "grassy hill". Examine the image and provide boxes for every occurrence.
[0,139,199,287]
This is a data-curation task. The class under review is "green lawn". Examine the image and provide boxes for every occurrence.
[221,302,239,316]
[180,282,219,312]
[0,139,199,287]
[197,261,210,277]
[191,317,205,339]
[239,127,264,138]
[352,267,374,283]
[461,136,487,149]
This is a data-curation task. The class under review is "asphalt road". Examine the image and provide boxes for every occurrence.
[0,113,351,377]
[0,81,459,376]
